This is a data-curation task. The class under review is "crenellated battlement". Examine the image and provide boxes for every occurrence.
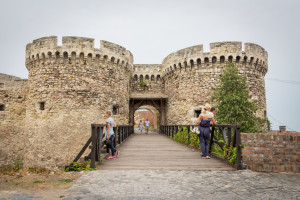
[25,36,134,71]
[210,42,242,54]
[161,41,268,77]
[132,64,162,80]
[131,64,164,95]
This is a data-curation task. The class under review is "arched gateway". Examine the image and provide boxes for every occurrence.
[129,94,168,131]
[0,36,268,168]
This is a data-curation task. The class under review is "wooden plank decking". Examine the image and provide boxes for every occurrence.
[100,133,234,171]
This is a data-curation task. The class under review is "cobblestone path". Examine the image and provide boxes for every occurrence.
[62,170,299,200]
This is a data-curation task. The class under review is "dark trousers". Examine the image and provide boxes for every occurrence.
[198,126,211,157]
[108,135,116,156]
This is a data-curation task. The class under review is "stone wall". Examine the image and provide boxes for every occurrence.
[23,36,133,168]
[162,42,268,125]
[131,64,163,95]
[0,73,28,166]
[241,132,300,173]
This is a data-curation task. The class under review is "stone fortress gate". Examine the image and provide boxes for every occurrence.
[0,36,268,168]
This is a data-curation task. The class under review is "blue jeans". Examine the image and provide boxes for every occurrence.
[108,135,116,156]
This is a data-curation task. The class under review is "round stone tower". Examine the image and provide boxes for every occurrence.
[161,42,268,124]
[24,36,133,168]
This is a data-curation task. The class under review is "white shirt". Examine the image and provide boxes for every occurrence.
[145,120,150,127]
[201,111,214,119]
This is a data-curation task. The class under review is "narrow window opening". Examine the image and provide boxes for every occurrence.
[88,53,93,63]
[196,58,201,66]
[40,102,45,110]
[111,57,115,63]
[41,53,45,61]
[63,52,68,59]
[212,56,217,63]
[190,60,194,68]
[113,105,119,115]
[243,56,247,64]
[157,75,161,81]
[220,56,225,63]
[48,52,52,60]
[194,110,201,118]
[204,57,209,63]
[80,53,84,64]
[250,57,254,64]
[96,54,100,63]
[228,56,233,63]
[0,104,5,111]
[56,52,60,59]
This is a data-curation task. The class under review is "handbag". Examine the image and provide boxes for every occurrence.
[105,139,112,147]
[192,126,200,134]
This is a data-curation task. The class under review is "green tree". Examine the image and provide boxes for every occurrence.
[211,62,265,133]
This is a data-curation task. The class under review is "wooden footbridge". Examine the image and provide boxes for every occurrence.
[69,124,243,171]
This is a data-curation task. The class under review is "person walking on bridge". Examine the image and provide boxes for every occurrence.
[196,104,216,159]
[145,119,150,134]
[139,120,143,134]
[105,110,119,159]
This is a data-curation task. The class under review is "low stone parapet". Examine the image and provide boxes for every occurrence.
[241,131,299,173]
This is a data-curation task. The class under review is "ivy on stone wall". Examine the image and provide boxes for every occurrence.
[139,81,147,87]
[211,62,265,133]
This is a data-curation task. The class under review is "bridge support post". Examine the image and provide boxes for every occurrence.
[236,126,242,170]
[90,125,96,168]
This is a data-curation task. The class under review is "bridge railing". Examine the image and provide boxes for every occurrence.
[67,124,134,169]
[160,124,242,170]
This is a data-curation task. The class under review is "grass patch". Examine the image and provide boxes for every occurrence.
[59,179,73,183]
[32,180,45,184]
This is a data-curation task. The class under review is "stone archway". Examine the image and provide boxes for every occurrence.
[129,97,167,131]
[134,105,160,131]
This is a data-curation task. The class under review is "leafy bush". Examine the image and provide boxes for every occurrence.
[65,159,96,172]
[139,81,147,87]
[28,167,50,174]
[171,126,238,166]
[13,159,23,171]
[172,126,199,147]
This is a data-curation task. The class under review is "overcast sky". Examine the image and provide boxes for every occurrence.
[0,0,299,131]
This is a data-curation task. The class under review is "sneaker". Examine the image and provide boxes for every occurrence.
[201,156,206,159]
[206,156,211,159]
[116,151,120,158]
[108,156,115,159]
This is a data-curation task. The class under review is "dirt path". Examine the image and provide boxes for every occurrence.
[0,171,83,199]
